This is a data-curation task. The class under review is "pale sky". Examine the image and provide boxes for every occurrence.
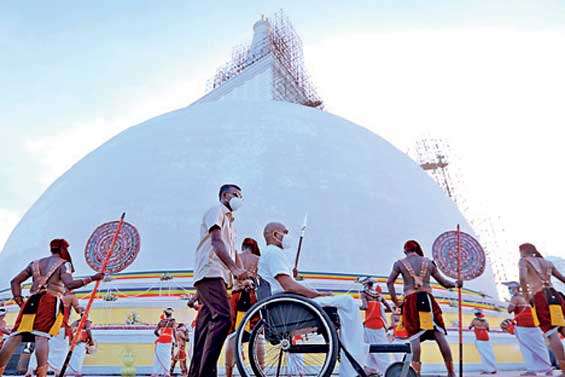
[1,1,564,280]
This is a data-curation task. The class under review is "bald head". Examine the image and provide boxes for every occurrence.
[263,222,288,248]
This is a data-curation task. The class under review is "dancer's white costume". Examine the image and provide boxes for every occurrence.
[363,300,390,374]
[68,342,87,375]
[474,339,497,373]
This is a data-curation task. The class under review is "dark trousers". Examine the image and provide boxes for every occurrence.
[188,278,232,377]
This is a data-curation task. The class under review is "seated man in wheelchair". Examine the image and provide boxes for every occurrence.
[258,222,370,377]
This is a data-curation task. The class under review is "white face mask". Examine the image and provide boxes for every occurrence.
[282,233,295,250]
[229,197,243,211]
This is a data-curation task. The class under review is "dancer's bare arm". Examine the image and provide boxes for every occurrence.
[60,265,104,290]
[430,263,457,289]
[11,264,32,306]
[507,296,517,313]
[551,262,565,284]
[518,259,530,302]
[0,321,10,335]
[71,295,82,314]
[381,297,393,312]
[360,293,368,310]
[154,320,163,337]
[387,265,401,307]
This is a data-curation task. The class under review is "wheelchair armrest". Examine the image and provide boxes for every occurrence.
[369,343,411,354]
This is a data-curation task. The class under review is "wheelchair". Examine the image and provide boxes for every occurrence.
[234,277,417,377]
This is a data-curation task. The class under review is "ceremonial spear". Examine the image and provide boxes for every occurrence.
[456,224,463,377]
[292,213,308,279]
[58,213,126,377]
[433,226,486,377]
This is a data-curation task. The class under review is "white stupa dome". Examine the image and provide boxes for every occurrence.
[0,99,496,295]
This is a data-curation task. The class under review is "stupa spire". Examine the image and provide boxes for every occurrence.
[195,11,323,109]
[248,16,271,60]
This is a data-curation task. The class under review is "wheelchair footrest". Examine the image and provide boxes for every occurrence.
[369,343,411,353]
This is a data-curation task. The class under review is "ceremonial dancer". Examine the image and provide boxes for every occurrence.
[186,295,201,369]
[189,184,248,377]
[68,313,95,376]
[57,292,83,370]
[505,281,553,376]
[518,243,565,374]
[153,308,177,376]
[388,307,409,363]
[0,239,103,377]
[386,240,461,377]
[225,237,262,377]
[258,222,370,377]
[0,307,9,349]
[389,308,409,341]
[170,323,189,377]
[359,277,392,375]
[468,309,497,375]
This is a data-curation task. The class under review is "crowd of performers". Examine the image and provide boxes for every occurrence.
[0,184,563,377]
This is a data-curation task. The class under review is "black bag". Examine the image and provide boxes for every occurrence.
[236,289,253,312]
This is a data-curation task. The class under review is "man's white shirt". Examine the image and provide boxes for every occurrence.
[258,244,292,294]
[193,204,236,285]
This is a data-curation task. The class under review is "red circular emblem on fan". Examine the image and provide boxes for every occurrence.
[84,220,140,273]
[432,230,486,281]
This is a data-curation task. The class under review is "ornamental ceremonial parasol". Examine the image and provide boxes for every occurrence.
[58,213,140,377]
[432,226,486,377]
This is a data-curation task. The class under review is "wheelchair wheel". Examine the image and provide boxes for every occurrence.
[235,294,339,377]
[384,361,418,377]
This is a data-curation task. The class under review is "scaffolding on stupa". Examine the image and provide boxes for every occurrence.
[415,136,513,297]
[416,137,459,205]
[205,10,323,109]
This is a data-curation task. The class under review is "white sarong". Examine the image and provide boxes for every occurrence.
[69,342,87,375]
[153,342,172,376]
[515,326,552,373]
[364,327,391,374]
[315,295,368,377]
[475,340,497,373]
